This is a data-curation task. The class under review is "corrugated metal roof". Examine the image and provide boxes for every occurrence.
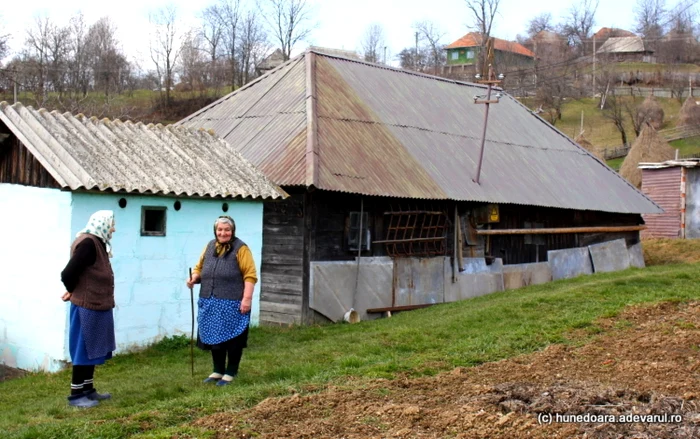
[178,49,662,214]
[0,101,286,200]
[597,37,648,54]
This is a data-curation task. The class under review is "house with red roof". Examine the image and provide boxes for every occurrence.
[443,32,534,77]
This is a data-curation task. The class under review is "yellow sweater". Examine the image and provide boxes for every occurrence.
[192,244,258,284]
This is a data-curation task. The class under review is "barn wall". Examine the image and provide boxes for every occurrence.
[259,191,305,325]
[0,126,60,189]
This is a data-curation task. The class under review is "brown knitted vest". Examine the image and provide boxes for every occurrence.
[69,234,115,311]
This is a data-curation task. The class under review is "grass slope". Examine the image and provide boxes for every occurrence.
[0,260,698,438]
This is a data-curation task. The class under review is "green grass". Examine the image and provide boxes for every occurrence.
[670,136,700,157]
[1,263,699,438]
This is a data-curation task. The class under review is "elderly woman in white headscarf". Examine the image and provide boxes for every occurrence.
[186,215,257,386]
[60,210,117,408]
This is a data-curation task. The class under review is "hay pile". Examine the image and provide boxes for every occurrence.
[678,97,700,127]
[619,123,676,187]
[636,95,664,129]
[574,133,605,160]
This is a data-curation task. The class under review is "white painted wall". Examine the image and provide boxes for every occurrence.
[0,184,72,372]
[70,193,264,354]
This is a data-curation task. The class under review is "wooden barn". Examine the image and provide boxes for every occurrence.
[180,49,662,326]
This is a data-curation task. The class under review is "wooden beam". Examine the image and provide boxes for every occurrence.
[476,225,646,235]
[373,236,446,244]
[366,304,435,313]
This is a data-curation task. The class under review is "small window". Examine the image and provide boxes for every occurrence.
[466,50,474,59]
[451,51,459,60]
[141,206,167,236]
[348,212,370,251]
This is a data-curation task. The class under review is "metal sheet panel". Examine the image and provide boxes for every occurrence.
[548,247,593,280]
[642,167,682,237]
[0,102,285,200]
[393,257,445,306]
[687,168,700,239]
[588,239,631,273]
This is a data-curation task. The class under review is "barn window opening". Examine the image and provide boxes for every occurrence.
[347,212,370,251]
[118,198,127,208]
[141,206,167,236]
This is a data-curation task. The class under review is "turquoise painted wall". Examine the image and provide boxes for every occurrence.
[70,193,264,353]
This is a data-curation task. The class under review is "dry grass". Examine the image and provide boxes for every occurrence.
[643,238,700,266]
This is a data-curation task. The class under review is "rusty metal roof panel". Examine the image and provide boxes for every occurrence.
[178,50,661,214]
[0,101,285,199]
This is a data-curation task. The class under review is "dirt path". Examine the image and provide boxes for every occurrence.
[195,301,700,438]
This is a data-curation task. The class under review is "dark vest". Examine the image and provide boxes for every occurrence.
[69,234,115,311]
[199,238,245,301]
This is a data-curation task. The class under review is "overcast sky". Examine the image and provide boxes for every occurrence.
[1,0,654,68]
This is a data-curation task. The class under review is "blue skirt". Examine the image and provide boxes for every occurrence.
[69,304,115,365]
[197,297,250,347]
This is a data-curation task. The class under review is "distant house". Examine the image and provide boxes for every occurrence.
[593,27,636,44]
[640,159,700,239]
[443,32,535,77]
[0,102,285,371]
[256,48,286,75]
[596,36,655,63]
[180,49,661,327]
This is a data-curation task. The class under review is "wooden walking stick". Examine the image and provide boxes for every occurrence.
[188,267,195,377]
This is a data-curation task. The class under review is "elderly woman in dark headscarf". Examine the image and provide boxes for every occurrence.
[61,210,117,408]
[186,215,257,386]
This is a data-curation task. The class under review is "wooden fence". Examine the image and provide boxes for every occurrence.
[601,124,700,160]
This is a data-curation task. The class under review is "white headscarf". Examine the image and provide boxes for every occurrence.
[76,210,115,257]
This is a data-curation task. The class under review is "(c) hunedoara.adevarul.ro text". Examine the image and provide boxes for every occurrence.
[537,412,683,425]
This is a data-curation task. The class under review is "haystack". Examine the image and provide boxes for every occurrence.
[574,133,605,160]
[619,123,676,187]
[637,95,664,129]
[678,97,700,127]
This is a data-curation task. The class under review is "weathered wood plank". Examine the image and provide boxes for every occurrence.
[260,291,303,305]
[259,311,300,326]
[261,253,303,265]
[263,272,303,287]
[260,301,302,314]
[261,283,303,296]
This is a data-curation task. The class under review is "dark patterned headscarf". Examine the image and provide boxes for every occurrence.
[213,216,236,257]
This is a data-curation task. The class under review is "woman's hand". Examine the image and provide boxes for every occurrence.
[186,273,201,289]
[240,298,252,314]
[61,292,72,302]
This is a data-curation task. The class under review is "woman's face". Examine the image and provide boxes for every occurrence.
[108,220,116,238]
[216,223,233,243]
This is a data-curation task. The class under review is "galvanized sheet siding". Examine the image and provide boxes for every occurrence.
[0,102,284,199]
[641,167,681,238]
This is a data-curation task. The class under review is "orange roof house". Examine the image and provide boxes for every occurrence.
[444,32,534,76]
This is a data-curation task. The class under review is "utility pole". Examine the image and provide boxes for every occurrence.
[384,46,387,64]
[473,38,503,185]
[592,35,596,95]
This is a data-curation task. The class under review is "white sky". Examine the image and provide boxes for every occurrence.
[1,0,644,69]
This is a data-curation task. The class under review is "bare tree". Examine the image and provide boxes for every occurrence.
[0,15,10,65]
[360,23,385,63]
[150,5,187,107]
[179,33,206,94]
[263,0,315,61]
[200,4,224,64]
[25,16,54,104]
[67,13,91,98]
[238,9,270,85]
[87,17,128,99]
[600,86,629,146]
[414,21,446,74]
[560,0,598,56]
[527,13,555,37]
[397,46,429,72]
[634,0,666,40]
[463,0,500,75]
[219,0,241,91]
